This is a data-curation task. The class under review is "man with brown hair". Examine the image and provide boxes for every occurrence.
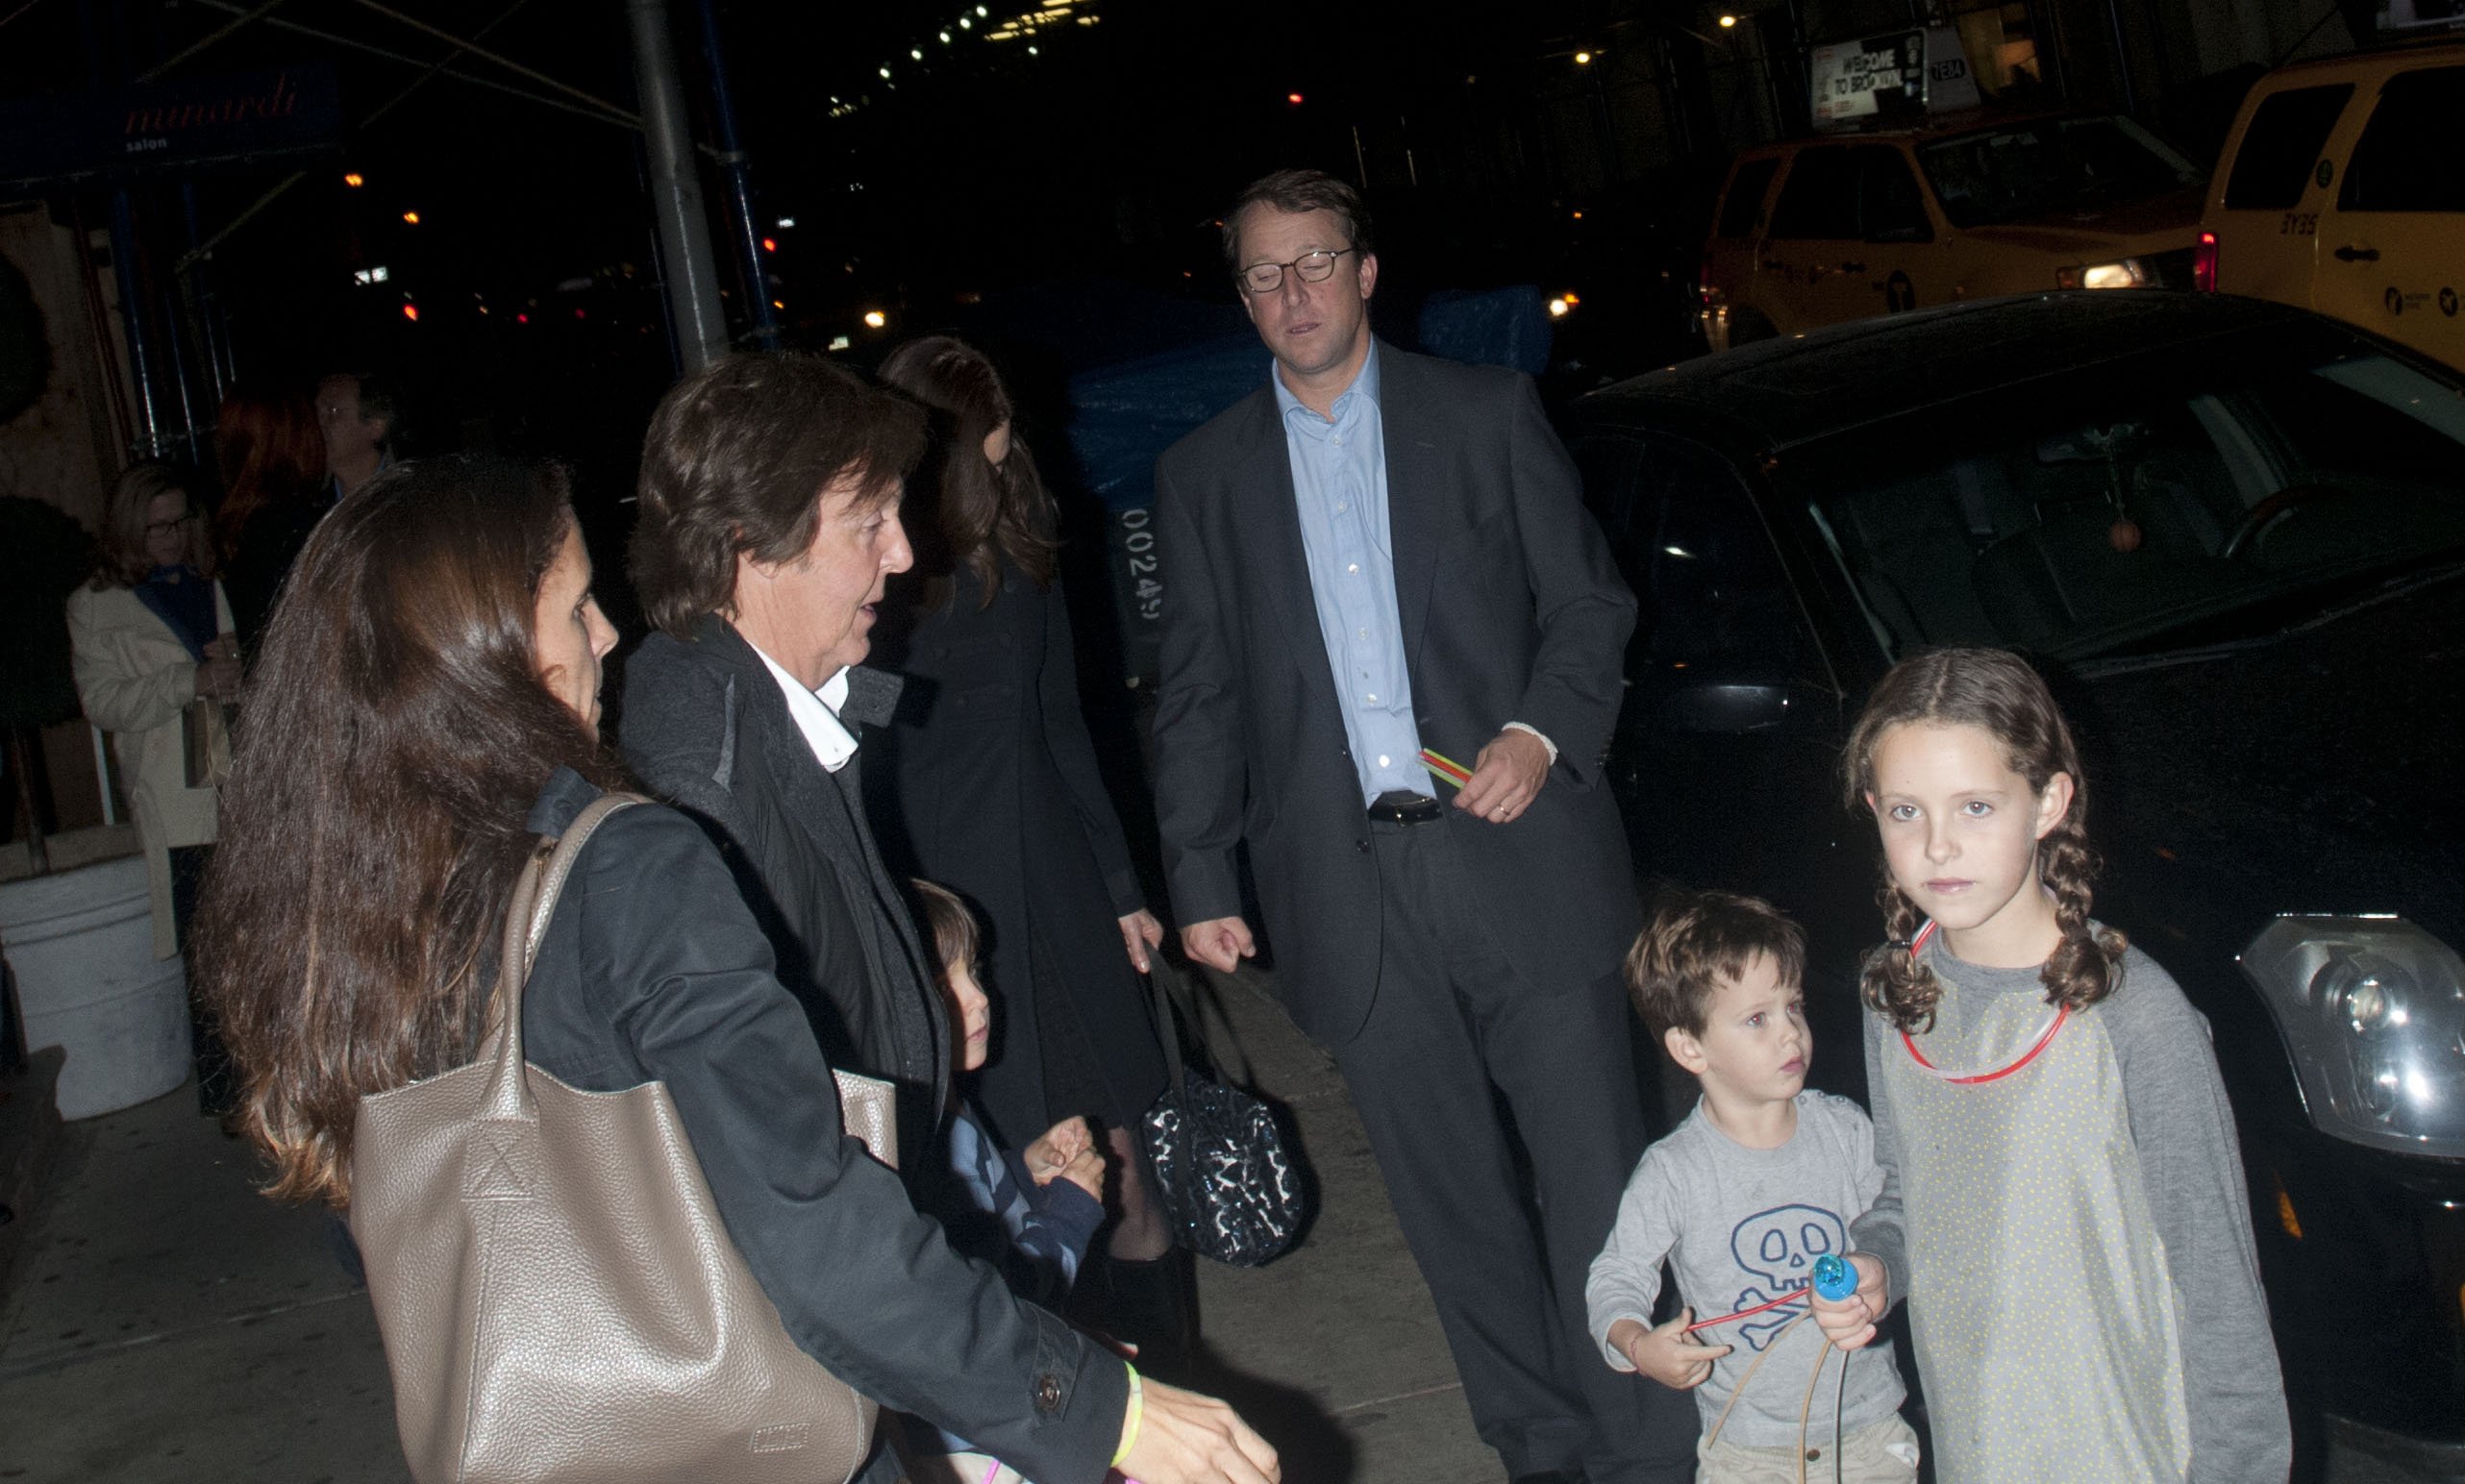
[620,351,948,1160]
[620,352,1282,1484]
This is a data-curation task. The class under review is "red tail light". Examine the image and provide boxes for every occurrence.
[2193,231,2219,294]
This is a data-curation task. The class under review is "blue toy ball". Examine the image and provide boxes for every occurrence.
[1812,1252,1856,1302]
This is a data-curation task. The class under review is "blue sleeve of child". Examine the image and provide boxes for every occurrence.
[999,1145,1107,1286]
[946,1106,1085,1304]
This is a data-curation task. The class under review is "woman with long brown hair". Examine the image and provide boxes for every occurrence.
[68,461,240,1113]
[192,455,1276,1484]
[872,336,1184,1371]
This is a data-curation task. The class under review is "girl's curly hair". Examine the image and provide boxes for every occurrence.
[1840,648,2125,1033]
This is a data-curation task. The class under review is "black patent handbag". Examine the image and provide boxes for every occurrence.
[1139,958,1306,1268]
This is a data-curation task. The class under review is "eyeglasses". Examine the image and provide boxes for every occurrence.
[144,512,197,537]
[1235,246,1359,296]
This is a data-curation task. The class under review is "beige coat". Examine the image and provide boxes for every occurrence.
[66,581,234,959]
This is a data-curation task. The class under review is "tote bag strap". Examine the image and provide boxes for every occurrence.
[476,792,649,1124]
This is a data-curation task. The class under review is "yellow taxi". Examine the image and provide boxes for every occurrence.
[1698,111,2205,351]
[2197,38,2465,371]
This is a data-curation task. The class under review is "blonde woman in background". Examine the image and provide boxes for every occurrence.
[66,461,241,1116]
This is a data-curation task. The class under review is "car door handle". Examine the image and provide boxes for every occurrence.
[2333,244,2380,262]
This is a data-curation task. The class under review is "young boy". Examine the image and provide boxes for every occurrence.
[908,880,1108,1484]
[1585,890,1919,1482]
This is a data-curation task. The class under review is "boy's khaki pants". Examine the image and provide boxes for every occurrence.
[1697,1412,1921,1484]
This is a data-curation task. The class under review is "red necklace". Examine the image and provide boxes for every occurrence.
[1898,921,2069,1085]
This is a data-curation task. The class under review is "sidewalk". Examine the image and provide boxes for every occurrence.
[0,965,1489,1484]
[0,967,2432,1484]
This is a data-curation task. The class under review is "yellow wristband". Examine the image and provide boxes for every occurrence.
[1110,1363,1144,1469]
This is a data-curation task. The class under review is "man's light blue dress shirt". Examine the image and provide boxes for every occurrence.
[1275,345,1428,805]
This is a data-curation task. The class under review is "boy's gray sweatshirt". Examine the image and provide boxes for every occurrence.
[1586,1090,1908,1447]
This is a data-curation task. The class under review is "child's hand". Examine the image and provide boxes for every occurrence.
[1808,1252,1887,1349]
[1026,1116,1105,1200]
[1608,1312,1730,1390]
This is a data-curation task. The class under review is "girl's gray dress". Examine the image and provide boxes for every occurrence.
[1854,938,2289,1483]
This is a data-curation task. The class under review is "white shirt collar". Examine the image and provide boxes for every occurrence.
[750,644,859,774]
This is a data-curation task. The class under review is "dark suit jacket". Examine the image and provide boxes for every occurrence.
[1151,343,1642,1046]
[621,615,949,1167]
[517,769,1127,1482]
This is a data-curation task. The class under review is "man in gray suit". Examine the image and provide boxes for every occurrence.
[1152,171,1693,1483]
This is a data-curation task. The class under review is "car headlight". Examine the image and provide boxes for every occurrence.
[2242,917,2465,1156]
[2058,259,2150,289]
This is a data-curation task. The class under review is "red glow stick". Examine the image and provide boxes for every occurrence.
[1684,1288,1813,1334]
[1419,747,1472,788]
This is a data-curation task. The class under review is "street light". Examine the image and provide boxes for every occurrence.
[863,309,887,329]
[401,210,420,225]
[343,172,364,187]
[1718,13,1737,27]
[1574,50,1593,64]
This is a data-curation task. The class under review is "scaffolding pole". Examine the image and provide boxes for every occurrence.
[626,0,728,370]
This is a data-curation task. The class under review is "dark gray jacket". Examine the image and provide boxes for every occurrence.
[1152,345,1642,1045]
[517,770,1127,1482]
[620,614,948,1167]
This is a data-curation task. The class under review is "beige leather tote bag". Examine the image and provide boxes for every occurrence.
[349,793,893,1483]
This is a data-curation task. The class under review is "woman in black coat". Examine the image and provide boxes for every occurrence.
[873,337,1184,1368]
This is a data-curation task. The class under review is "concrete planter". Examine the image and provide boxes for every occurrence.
[0,835,187,1120]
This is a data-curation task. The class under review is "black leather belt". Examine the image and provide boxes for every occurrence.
[1367,790,1444,826]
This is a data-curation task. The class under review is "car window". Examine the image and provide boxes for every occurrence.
[1857,147,1934,241]
[2337,67,2465,213]
[1717,159,1782,237]
[1784,348,2465,659]
[2223,84,2353,210]
[1576,432,1805,674]
[1918,114,2201,229]
[1769,147,1860,239]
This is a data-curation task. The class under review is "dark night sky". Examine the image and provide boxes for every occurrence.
[0,0,1705,499]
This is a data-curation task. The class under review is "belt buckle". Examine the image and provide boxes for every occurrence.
[1369,790,1442,826]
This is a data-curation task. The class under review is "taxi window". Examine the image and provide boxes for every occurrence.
[1918,115,2199,229]
[2338,68,2465,213]
[1769,148,1859,238]
[1717,159,1782,237]
[2222,84,2353,210]
[1857,148,1933,242]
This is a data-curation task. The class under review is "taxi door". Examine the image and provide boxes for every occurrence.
[2311,64,2465,371]
[2206,79,2354,310]
[1758,145,1931,333]
[1755,145,1875,333]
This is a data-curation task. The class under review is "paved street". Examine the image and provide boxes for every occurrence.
[0,966,2453,1483]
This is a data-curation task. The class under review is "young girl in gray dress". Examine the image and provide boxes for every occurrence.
[1811,648,2289,1483]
